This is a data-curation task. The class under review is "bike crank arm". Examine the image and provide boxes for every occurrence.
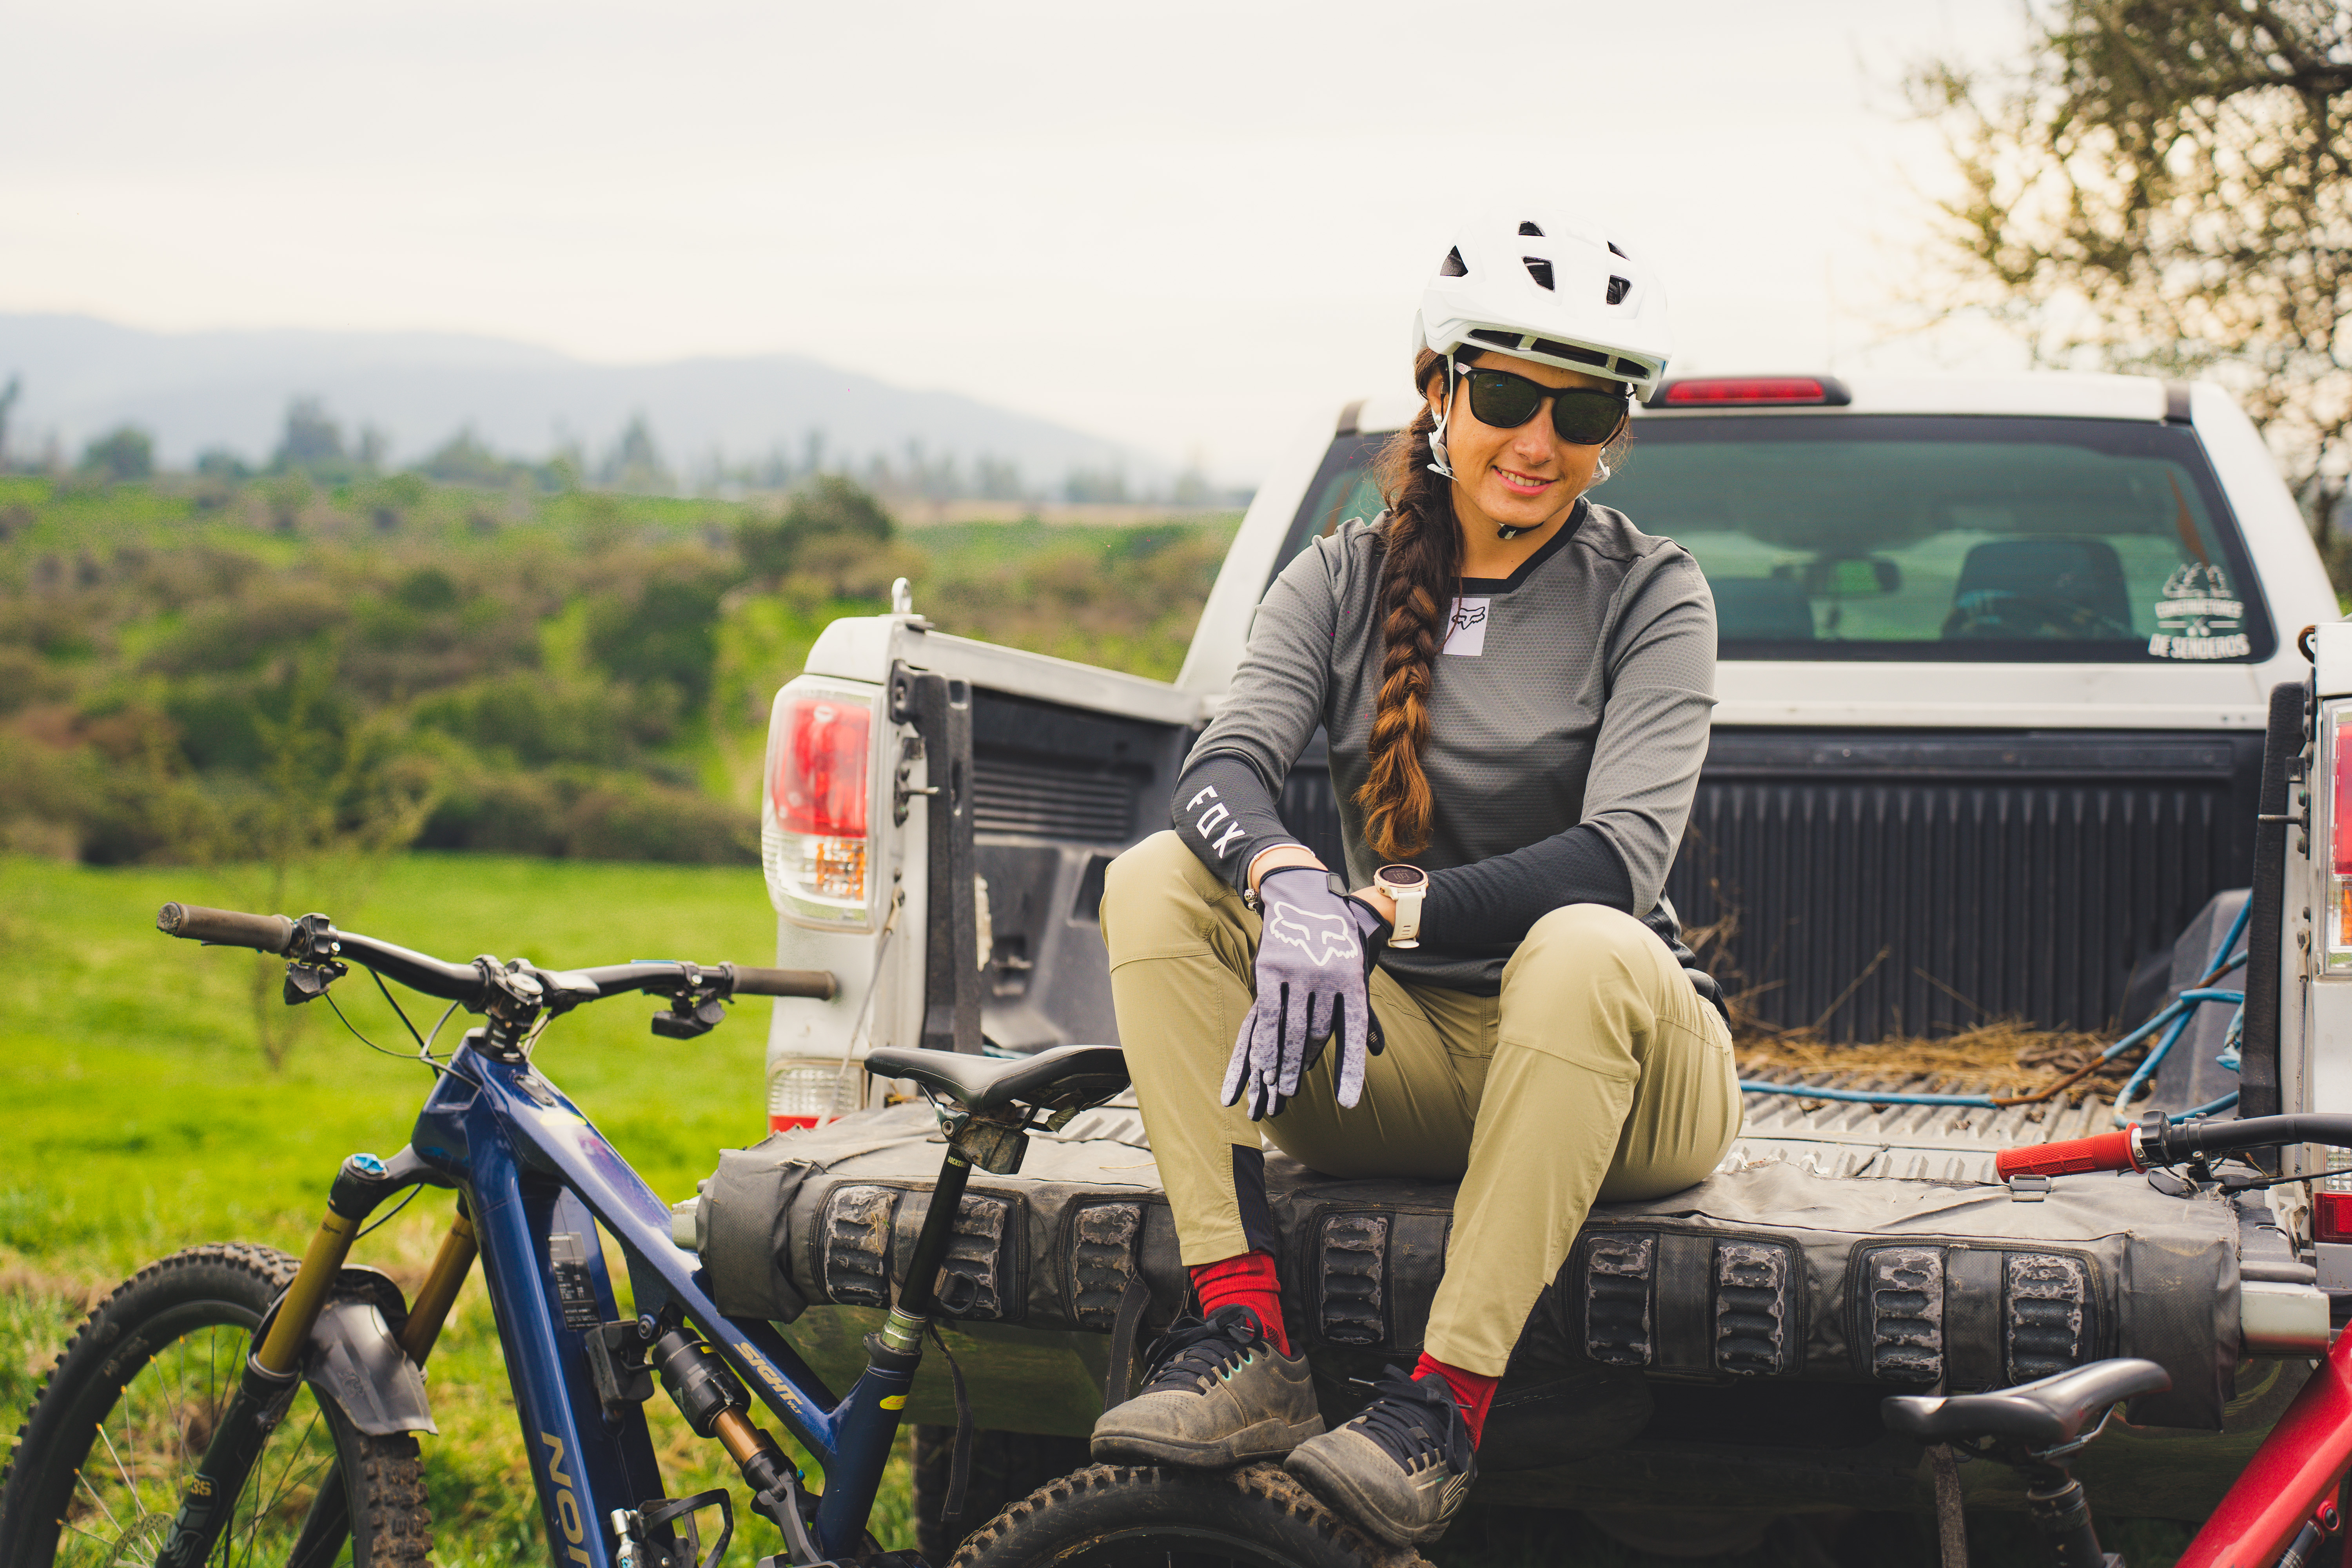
[153,1151,440,1568]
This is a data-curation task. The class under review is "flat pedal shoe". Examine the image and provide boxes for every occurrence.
[1089,1305,1323,1468]
[1284,1366,1475,1547]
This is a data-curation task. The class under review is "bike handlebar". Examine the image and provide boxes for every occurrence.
[157,903,296,953]
[156,903,837,1009]
[728,965,838,1000]
[1993,1128,2137,1180]
[1995,1114,2352,1179]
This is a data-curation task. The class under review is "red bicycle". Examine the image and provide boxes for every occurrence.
[1891,1114,2352,1568]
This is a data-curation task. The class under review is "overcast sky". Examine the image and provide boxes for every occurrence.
[2,0,2032,483]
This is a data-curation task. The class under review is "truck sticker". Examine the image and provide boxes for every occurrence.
[1443,597,1490,657]
[2147,563,2248,660]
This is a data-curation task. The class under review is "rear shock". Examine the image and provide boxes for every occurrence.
[650,1325,829,1564]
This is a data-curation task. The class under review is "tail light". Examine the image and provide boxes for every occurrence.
[769,1054,860,1132]
[2316,1191,2352,1245]
[1653,375,1851,407]
[2330,708,2352,971]
[763,686,877,928]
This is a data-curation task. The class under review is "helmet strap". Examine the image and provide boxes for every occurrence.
[1426,358,1460,481]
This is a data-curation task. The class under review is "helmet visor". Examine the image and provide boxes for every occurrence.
[1462,368,1627,446]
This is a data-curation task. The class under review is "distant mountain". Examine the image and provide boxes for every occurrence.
[0,314,1147,485]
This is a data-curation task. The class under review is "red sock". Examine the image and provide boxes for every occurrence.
[1411,1353,1498,1447]
[1190,1252,1289,1355]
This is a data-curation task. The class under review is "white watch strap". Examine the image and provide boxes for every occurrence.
[1390,884,1424,945]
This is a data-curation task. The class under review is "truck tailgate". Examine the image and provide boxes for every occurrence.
[695,1099,2243,1434]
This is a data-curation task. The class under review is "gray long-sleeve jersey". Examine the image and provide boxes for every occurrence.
[1174,498,1718,993]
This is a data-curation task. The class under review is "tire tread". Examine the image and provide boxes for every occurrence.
[948,1461,1430,1568]
[0,1242,432,1568]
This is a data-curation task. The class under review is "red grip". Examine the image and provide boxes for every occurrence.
[1994,1128,2139,1180]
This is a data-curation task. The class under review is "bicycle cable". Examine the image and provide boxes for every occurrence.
[325,987,449,1077]
[355,1181,421,1238]
[372,967,429,1053]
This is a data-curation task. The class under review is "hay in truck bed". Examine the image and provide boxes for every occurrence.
[681,1094,2314,1523]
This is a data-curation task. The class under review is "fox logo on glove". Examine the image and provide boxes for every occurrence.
[1265,901,1361,968]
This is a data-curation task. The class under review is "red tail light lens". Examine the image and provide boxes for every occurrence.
[2334,713,2352,878]
[776,699,870,837]
[2316,1191,2352,1245]
[2332,711,2352,967]
[764,688,875,924]
[1657,376,1849,407]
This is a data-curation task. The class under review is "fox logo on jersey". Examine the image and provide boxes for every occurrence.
[1183,784,1247,858]
[1265,901,1361,967]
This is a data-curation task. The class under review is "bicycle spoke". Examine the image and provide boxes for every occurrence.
[94,1423,148,1517]
[73,1466,126,1535]
[254,1405,327,1534]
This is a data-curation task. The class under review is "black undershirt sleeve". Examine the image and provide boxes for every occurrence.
[1422,826,1635,950]
[1170,750,1637,943]
[1169,751,1303,890]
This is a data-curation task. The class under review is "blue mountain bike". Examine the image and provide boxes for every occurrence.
[0,903,1185,1568]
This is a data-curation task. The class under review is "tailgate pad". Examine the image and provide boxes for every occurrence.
[698,1104,2238,1428]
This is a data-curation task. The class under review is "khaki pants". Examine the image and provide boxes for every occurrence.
[1100,830,1742,1376]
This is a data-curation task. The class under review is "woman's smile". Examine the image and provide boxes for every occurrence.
[1492,465,1555,497]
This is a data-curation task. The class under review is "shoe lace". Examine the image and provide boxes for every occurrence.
[1138,1305,1263,1393]
[1349,1367,1470,1476]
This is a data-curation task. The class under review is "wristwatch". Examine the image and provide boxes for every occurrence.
[1374,864,1428,949]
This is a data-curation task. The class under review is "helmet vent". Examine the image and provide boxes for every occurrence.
[1532,338,1610,369]
[1523,257,1555,290]
[1605,275,1632,305]
[1439,247,1469,278]
[1519,221,1544,236]
[1614,358,1649,380]
[1468,328,1524,350]
[1607,241,1628,258]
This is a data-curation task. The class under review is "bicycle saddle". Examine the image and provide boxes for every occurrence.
[864,1044,1129,1116]
[1882,1358,2171,1448]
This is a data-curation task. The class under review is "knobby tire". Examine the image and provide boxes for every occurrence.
[0,1243,432,1568]
[948,1461,1430,1568]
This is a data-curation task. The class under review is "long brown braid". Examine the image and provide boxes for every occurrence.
[1353,347,1457,861]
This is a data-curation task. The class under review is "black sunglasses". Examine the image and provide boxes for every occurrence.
[1455,363,1628,446]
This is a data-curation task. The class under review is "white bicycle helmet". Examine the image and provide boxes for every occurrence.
[1414,209,1673,397]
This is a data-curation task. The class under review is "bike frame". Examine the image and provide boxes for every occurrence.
[410,1036,912,1564]
[2173,1322,2352,1568]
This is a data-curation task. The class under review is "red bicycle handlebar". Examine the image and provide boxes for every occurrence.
[1993,1128,2142,1180]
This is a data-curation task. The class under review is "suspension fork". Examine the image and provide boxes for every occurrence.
[155,1151,442,1568]
[399,1205,480,1360]
[281,1205,479,1568]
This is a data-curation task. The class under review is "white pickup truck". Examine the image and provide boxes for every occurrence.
[692,371,2347,1550]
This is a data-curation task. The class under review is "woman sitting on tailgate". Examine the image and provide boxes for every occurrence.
[1087,209,1737,1550]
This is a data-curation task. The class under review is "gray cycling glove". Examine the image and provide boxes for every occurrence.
[1221,867,1389,1121]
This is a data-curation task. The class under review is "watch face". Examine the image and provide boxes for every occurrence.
[1379,865,1427,888]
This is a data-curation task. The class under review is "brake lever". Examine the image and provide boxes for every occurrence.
[281,913,348,1005]
[652,989,728,1040]
[650,962,730,1040]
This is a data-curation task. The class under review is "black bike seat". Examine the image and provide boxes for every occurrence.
[864,1044,1129,1116]
[1882,1358,2171,1447]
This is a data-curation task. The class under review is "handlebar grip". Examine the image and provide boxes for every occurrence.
[1994,1128,2140,1180]
[730,965,837,1000]
[157,903,296,954]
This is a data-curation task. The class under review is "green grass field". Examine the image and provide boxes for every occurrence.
[0,851,911,1562]
[0,853,2190,1568]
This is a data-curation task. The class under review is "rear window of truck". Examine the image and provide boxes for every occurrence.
[1274,415,2273,663]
